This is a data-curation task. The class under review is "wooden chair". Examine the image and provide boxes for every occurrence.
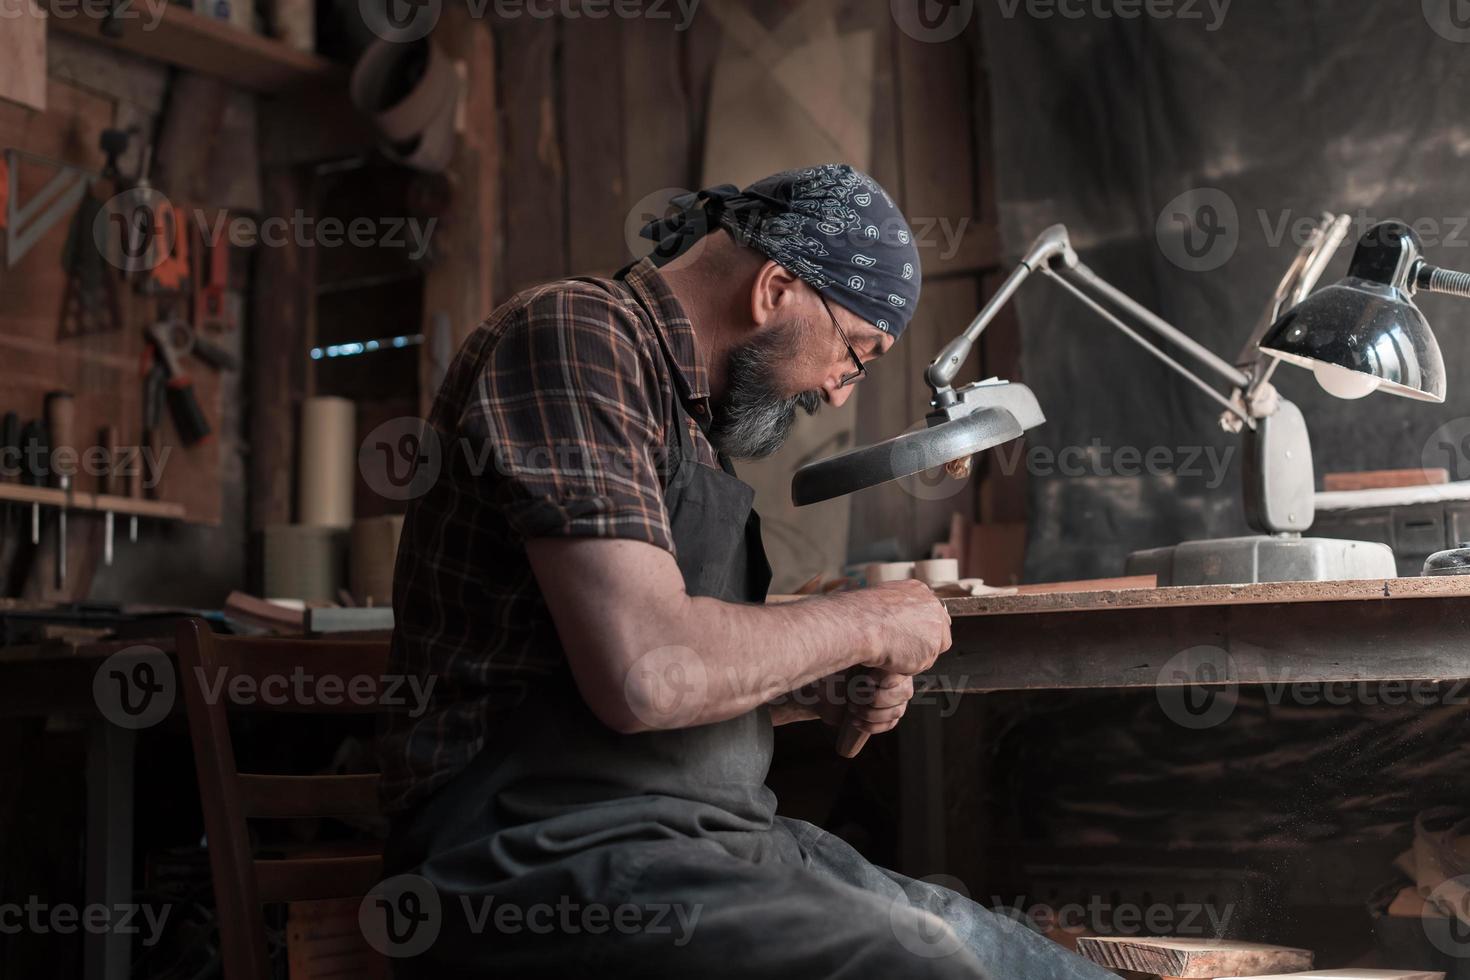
[175,617,393,979]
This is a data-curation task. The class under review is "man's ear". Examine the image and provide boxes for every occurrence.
[749,260,803,328]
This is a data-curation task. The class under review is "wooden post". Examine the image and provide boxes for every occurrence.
[248,166,314,532]
[420,10,501,415]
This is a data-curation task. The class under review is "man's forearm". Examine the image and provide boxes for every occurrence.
[620,591,887,732]
[529,537,947,736]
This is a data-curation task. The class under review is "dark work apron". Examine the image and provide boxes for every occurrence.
[383,336,781,974]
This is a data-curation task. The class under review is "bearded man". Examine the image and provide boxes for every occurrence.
[379,164,1112,979]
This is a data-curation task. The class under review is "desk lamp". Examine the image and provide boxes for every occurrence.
[792,218,1464,585]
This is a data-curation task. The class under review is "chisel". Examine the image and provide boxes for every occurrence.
[99,425,117,566]
[46,391,74,589]
[1,412,17,541]
[19,420,47,546]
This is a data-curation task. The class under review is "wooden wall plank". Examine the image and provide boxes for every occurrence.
[621,18,692,206]
[0,0,47,112]
[561,17,628,277]
[848,15,916,562]
[421,12,499,411]
[893,20,995,282]
[248,167,314,531]
[496,16,566,300]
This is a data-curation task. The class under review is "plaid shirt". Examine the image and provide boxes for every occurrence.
[379,259,719,813]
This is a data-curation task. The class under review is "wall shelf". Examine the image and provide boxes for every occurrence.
[45,4,346,95]
[0,482,186,520]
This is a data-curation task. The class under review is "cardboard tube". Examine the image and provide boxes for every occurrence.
[350,514,404,606]
[264,524,347,603]
[298,396,356,528]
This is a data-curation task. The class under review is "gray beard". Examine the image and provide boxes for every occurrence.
[709,325,822,460]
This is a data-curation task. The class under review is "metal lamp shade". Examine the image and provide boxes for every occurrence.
[1260,276,1446,403]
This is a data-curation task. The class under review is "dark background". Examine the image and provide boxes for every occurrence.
[981,0,1470,579]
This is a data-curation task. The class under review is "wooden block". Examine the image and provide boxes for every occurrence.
[1386,885,1442,918]
[1014,574,1156,595]
[1217,971,1444,980]
[1075,936,1313,978]
[0,0,46,111]
[1323,468,1449,491]
[969,520,1026,585]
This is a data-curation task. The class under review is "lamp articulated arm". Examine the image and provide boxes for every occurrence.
[925,224,1254,426]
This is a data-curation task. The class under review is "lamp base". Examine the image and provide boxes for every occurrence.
[1125,534,1397,587]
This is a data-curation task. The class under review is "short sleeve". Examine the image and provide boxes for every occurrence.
[458,284,674,551]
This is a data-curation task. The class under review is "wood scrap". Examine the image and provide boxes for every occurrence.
[1216,971,1444,980]
[0,0,46,112]
[223,590,305,634]
[1074,936,1312,978]
[1014,574,1156,595]
[1323,469,1449,492]
[968,520,1026,585]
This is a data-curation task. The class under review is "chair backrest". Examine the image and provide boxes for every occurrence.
[175,617,393,980]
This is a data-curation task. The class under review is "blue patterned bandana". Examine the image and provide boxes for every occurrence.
[638,164,922,338]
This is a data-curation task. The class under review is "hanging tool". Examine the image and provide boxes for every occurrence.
[46,392,74,590]
[193,218,238,332]
[19,420,47,546]
[58,131,131,340]
[1,412,17,541]
[99,425,117,566]
[3,149,97,269]
[144,320,212,446]
[139,349,165,532]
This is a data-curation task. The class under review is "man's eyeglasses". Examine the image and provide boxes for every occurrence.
[819,295,867,388]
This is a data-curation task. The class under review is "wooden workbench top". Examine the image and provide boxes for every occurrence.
[943,575,1470,618]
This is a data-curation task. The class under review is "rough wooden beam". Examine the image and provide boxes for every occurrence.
[248,166,314,531]
[420,9,500,413]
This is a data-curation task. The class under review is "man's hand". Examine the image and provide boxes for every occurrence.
[858,580,953,676]
[817,669,915,736]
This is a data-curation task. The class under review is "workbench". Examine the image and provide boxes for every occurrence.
[899,576,1470,875]
[0,637,166,980]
